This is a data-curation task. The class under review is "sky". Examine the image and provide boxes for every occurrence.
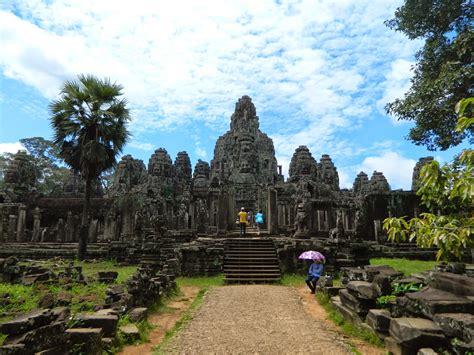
[0,0,466,190]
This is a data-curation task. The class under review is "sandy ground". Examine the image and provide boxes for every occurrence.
[122,285,385,355]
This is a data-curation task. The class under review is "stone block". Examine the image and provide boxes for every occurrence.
[389,317,447,350]
[405,287,474,319]
[330,296,364,326]
[433,313,474,343]
[431,272,474,296]
[416,348,438,355]
[50,307,70,323]
[347,281,377,300]
[372,274,392,297]
[119,324,140,342]
[366,309,391,333]
[0,344,27,355]
[66,328,102,355]
[0,309,53,335]
[35,343,69,355]
[322,286,344,297]
[4,322,66,353]
[97,271,118,284]
[73,314,118,337]
[128,307,148,323]
[339,289,374,316]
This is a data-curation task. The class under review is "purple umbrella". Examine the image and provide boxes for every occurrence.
[298,250,325,261]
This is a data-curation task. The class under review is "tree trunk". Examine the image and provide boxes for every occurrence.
[78,177,92,260]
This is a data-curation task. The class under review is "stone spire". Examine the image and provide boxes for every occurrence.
[148,148,173,178]
[368,171,390,193]
[174,151,192,184]
[229,95,259,135]
[113,155,147,192]
[353,171,369,194]
[288,146,318,182]
[318,154,339,191]
[412,156,434,191]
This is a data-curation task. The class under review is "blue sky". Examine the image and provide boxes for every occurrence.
[0,0,466,190]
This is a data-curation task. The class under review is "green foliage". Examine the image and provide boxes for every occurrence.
[383,102,473,261]
[392,282,424,296]
[280,274,306,287]
[370,258,437,275]
[175,275,223,288]
[0,333,6,346]
[316,293,384,348]
[0,284,40,322]
[385,0,473,150]
[376,295,397,308]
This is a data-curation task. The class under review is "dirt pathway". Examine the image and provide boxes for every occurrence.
[296,286,385,355]
[160,285,356,354]
[120,286,200,355]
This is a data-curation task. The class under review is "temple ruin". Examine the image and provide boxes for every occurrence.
[0,96,437,270]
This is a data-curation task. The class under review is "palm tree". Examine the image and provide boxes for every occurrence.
[50,74,130,260]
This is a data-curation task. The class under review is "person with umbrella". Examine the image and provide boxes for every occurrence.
[299,251,325,294]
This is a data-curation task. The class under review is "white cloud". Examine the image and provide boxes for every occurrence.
[128,141,154,151]
[377,59,416,124]
[0,0,425,181]
[196,147,207,159]
[357,151,416,190]
[0,142,25,154]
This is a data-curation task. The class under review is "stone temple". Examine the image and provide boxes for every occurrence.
[0,96,434,271]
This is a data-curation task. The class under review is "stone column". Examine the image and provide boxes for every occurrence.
[89,220,98,243]
[31,207,41,242]
[216,193,228,235]
[374,220,382,243]
[16,205,26,242]
[267,188,278,235]
[65,211,74,242]
[8,215,17,242]
[56,219,65,242]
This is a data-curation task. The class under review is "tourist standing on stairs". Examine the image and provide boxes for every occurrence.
[238,207,248,236]
[255,210,264,236]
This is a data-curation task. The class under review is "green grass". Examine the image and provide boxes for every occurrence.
[0,333,7,346]
[370,258,437,276]
[152,288,208,355]
[0,284,40,322]
[316,292,384,348]
[175,274,224,288]
[280,274,306,286]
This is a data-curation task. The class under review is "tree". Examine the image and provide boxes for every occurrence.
[50,74,130,260]
[19,137,69,195]
[384,99,473,261]
[385,0,473,150]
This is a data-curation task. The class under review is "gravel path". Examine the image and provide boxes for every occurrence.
[161,285,352,354]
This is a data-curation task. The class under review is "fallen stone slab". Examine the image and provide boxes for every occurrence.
[417,348,438,355]
[405,287,474,319]
[433,312,474,343]
[97,271,118,284]
[330,296,364,326]
[0,309,54,335]
[73,314,118,337]
[35,343,69,355]
[339,289,374,316]
[66,328,102,355]
[4,322,66,353]
[50,307,70,323]
[372,274,392,297]
[431,272,474,296]
[0,344,27,355]
[119,324,140,342]
[389,317,447,349]
[321,286,344,297]
[347,281,378,300]
[366,309,391,334]
[128,307,148,322]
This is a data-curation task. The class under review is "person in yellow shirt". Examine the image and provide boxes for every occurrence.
[238,207,248,236]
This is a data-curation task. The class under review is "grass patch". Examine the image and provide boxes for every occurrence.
[0,333,7,346]
[316,292,384,348]
[370,258,437,276]
[175,275,223,288]
[152,288,208,354]
[280,274,305,286]
[0,284,40,322]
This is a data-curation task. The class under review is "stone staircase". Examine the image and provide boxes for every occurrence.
[223,238,281,283]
